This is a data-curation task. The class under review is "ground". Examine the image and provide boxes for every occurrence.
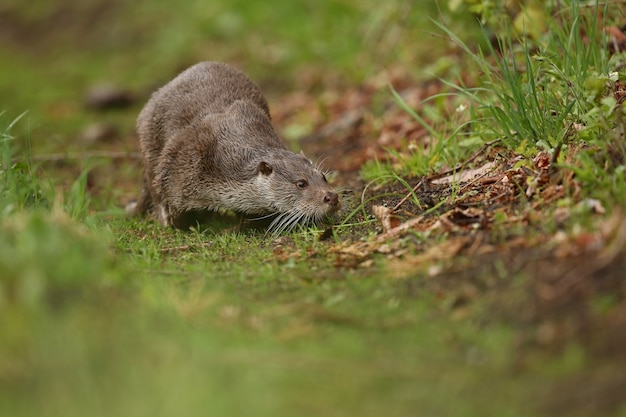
[1,1,626,416]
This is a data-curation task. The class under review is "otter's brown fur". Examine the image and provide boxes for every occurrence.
[127,61,340,231]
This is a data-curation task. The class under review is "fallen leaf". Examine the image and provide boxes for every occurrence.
[372,204,401,232]
[533,151,551,170]
[578,198,606,215]
[390,237,472,276]
[432,161,497,185]
[442,207,485,228]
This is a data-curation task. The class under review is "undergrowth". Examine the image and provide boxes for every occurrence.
[363,0,626,209]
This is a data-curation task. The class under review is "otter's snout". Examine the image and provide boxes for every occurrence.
[323,191,341,212]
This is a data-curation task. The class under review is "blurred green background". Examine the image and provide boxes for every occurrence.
[0,0,451,147]
[1,2,553,417]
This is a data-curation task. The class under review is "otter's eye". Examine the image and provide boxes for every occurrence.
[321,173,328,183]
[296,179,308,189]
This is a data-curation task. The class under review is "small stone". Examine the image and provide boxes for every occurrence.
[84,83,134,110]
[78,122,119,144]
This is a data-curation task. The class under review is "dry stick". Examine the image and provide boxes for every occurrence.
[391,179,423,213]
[457,168,497,194]
[392,138,502,212]
[438,170,497,209]
[375,212,428,243]
[28,151,141,163]
[426,138,502,181]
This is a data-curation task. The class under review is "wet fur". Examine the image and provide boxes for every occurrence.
[128,62,340,231]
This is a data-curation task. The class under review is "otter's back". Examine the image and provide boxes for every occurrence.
[138,62,271,149]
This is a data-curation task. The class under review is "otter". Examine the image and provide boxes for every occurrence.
[126,61,341,233]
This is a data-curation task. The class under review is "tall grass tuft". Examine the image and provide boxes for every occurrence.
[366,0,625,207]
[432,1,626,204]
[1,112,50,215]
[437,0,614,151]
[1,112,126,312]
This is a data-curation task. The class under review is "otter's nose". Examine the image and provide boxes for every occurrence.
[323,191,340,208]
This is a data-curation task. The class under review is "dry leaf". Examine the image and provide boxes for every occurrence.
[442,207,485,228]
[533,150,551,170]
[432,161,497,185]
[390,237,472,276]
[372,204,401,232]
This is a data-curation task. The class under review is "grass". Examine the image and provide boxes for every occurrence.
[2,0,626,416]
[1,108,535,417]
[364,0,626,209]
[0,0,446,146]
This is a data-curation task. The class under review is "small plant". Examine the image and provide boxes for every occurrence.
[0,111,50,215]
[65,167,92,221]
[360,85,474,182]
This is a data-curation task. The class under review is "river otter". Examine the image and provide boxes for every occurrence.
[126,61,341,233]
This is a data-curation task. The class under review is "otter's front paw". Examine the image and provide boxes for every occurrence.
[156,204,172,227]
[125,200,139,216]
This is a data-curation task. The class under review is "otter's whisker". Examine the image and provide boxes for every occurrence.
[314,155,330,172]
[278,212,302,234]
[270,210,304,236]
[286,212,305,231]
[267,211,293,236]
[248,212,278,222]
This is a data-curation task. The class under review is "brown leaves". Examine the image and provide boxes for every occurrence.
[269,58,614,278]
[330,239,405,269]
[325,140,610,272]
[371,205,401,233]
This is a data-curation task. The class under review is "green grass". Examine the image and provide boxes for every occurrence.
[438,2,610,149]
[365,0,626,208]
[0,109,536,417]
[0,0,446,148]
[2,0,626,416]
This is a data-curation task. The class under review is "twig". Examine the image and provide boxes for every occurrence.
[393,138,501,212]
[392,179,423,212]
[428,138,502,181]
[375,213,428,243]
[457,169,496,193]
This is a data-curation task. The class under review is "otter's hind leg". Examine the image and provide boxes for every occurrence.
[125,173,153,217]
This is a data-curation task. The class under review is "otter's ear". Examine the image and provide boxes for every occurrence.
[299,150,312,163]
[257,161,273,176]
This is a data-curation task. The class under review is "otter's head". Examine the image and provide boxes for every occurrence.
[252,150,341,234]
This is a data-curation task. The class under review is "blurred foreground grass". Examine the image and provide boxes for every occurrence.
[1,117,535,415]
